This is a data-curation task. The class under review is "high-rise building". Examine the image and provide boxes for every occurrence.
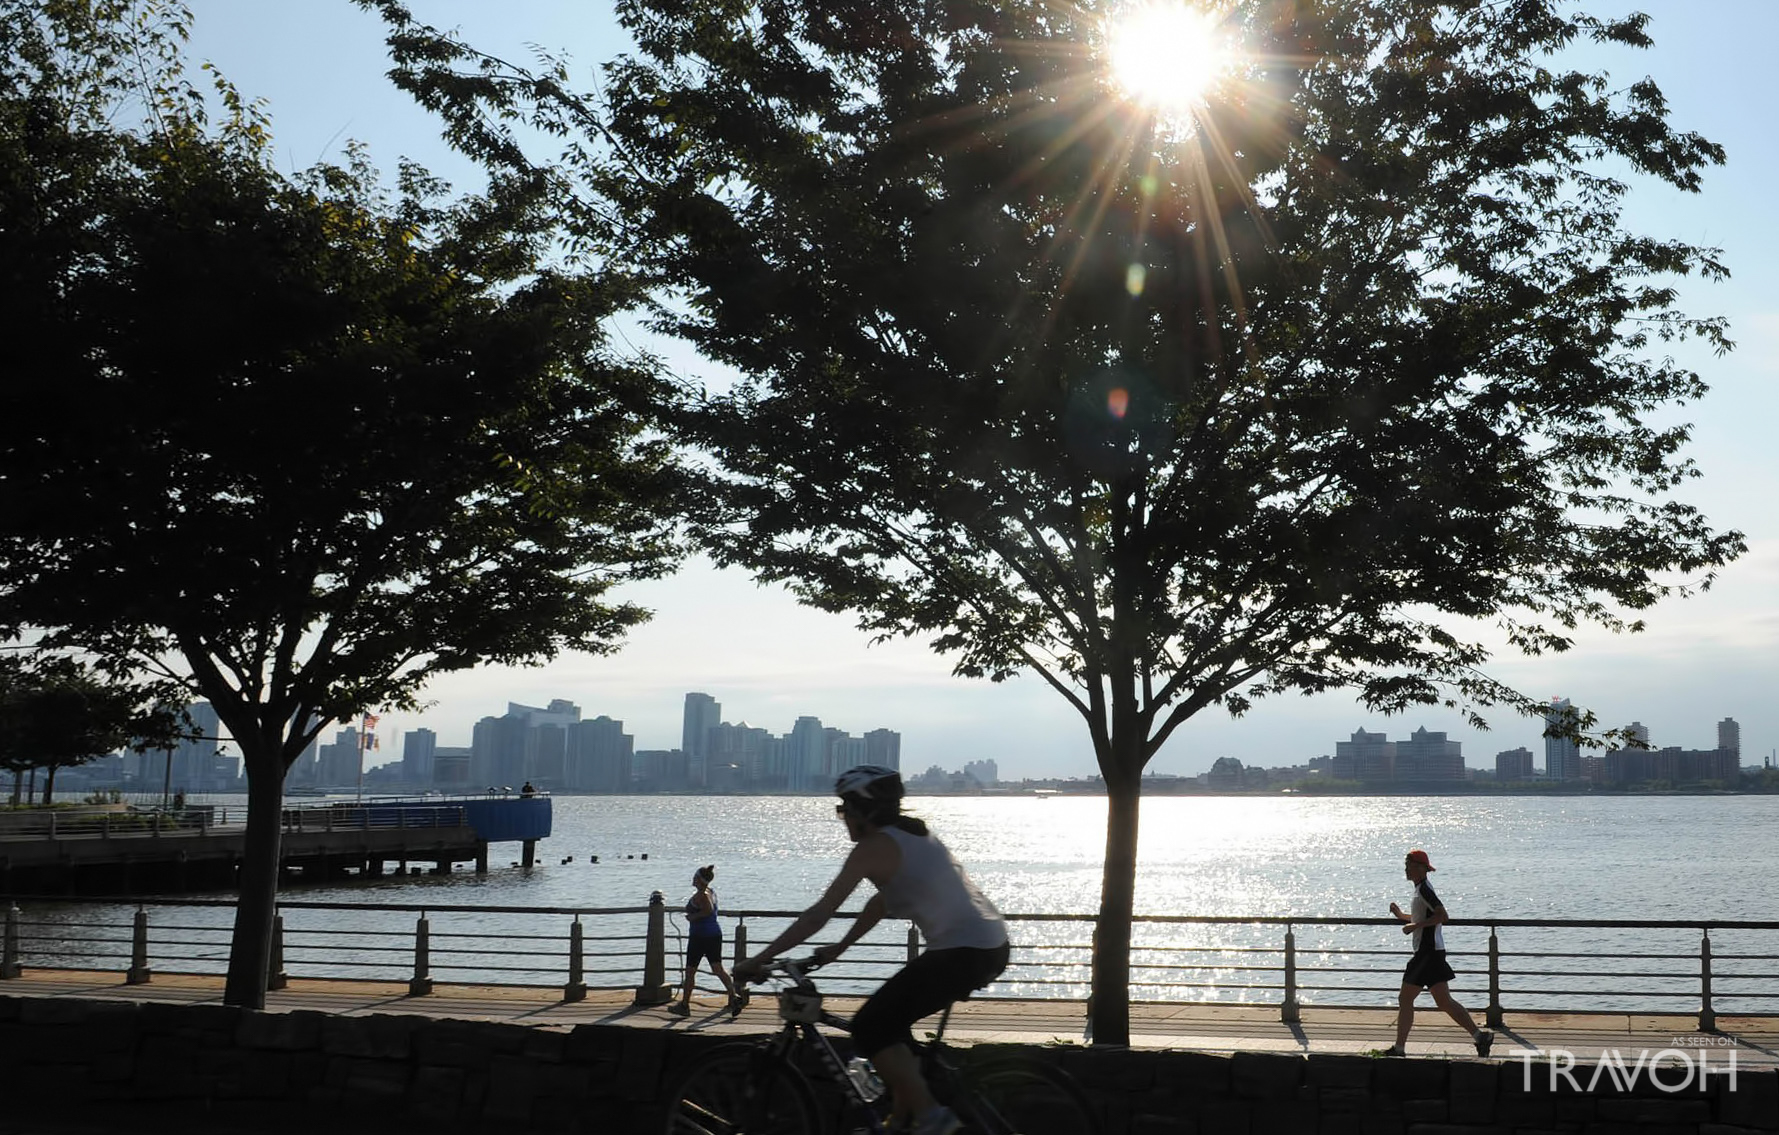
[1624,721,1650,748]
[470,714,528,788]
[863,729,901,772]
[1334,729,1394,781]
[683,693,721,788]
[1495,747,1534,782]
[316,728,361,787]
[1394,726,1465,780]
[402,728,437,787]
[162,702,223,794]
[568,715,633,792]
[1718,718,1740,762]
[1543,698,1582,781]
[787,716,827,792]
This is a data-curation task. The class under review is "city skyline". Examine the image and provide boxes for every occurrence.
[177,0,1779,780]
[355,685,1757,783]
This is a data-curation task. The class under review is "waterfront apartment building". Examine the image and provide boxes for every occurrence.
[567,715,633,792]
[1330,727,1466,783]
[1544,698,1583,781]
[863,728,901,772]
[1331,729,1394,781]
[401,728,437,786]
[1394,726,1465,780]
[1495,747,1534,782]
[1604,745,1740,786]
[1719,718,1741,762]
[683,693,721,788]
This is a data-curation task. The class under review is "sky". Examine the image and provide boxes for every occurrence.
[180,1,1776,778]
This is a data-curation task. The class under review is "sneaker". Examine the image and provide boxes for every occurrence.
[1474,1029,1494,1057]
[668,1001,691,1017]
[1378,1045,1404,1057]
[727,991,749,1017]
[909,1106,962,1135]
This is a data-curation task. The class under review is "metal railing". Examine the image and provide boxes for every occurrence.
[3,897,1775,1029]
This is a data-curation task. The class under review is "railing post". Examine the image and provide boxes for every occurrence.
[408,914,434,996]
[1699,931,1716,1033]
[733,919,748,969]
[1280,925,1300,1024]
[632,891,672,1005]
[102,814,111,840]
[906,925,920,965]
[125,907,152,984]
[1486,926,1503,1028]
[2,903,21,978]
[47,813,55,840]
[563,917,586,1002]
[267,913,288,991]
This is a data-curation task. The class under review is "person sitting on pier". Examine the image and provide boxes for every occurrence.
[671,864,741,1016]
[734,765,1008,1135]
[1385,849,1493,1058]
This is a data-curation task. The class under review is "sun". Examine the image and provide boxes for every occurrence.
[1107,2,1230,120]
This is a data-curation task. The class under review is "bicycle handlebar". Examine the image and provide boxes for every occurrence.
[739,954,826,987]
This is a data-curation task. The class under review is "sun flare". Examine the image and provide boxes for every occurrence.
[1108,2,1229,120]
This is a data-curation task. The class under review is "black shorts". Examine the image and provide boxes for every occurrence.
[851,941,1010,1058]
[686,934,723,969]
[1403,947,1456,989]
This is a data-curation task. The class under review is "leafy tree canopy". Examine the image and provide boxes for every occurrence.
[0,653,187,804]
[365,0,1741,1043]
[0,0,685,1005]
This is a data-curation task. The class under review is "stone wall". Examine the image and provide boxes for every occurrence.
[1,995,1774,1134]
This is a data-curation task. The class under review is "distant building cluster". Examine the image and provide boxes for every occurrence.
[302,691,904,794]
[1193,702,1756,793]
[1491,706,1743,787]
[908,759,999,792]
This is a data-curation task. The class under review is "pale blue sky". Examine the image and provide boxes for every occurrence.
[184,2,1776,777]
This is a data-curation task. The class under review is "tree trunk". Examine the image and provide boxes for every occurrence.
[40,765,57,806]
[1089,766,1141,1046]
[223,750,285,1008]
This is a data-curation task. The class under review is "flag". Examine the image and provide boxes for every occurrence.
[363,713,381,730]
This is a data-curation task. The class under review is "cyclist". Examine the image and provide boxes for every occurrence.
[735,765,1009,1135]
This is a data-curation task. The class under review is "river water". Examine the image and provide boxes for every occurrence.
[14,793,1776,1011]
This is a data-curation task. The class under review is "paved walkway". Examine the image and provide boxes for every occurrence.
[5,968,1775,1068]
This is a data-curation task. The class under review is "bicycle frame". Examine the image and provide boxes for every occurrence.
[749,960,962,1133]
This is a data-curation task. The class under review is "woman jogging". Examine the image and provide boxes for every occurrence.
[735,766,1009,1135]
[671,863,741,1016]
[1385,848,1493,1057]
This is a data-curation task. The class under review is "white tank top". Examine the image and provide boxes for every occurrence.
[876,826,1007,951]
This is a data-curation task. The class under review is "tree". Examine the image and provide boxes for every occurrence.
[0,2,683,1007]
[0,654,185,805]
[366,0,1743,1043]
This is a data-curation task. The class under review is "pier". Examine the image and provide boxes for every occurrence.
[0,795,552,893]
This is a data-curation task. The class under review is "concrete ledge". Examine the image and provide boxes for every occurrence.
[1,989,1776,1135]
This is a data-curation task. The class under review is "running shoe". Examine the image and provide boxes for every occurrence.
[668,1001,691,1017]
[1378,1045,1405,1057]
[1474,1029,1494,1057]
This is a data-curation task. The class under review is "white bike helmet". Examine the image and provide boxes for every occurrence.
[834,765,903,804]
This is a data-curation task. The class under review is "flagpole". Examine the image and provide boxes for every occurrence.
[356,716,367,804]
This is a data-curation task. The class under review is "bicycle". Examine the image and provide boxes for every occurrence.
[662,956,1099,1135]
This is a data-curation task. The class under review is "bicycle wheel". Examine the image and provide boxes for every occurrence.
[664,1042,822,1135]
[952,1056,1099,1135]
